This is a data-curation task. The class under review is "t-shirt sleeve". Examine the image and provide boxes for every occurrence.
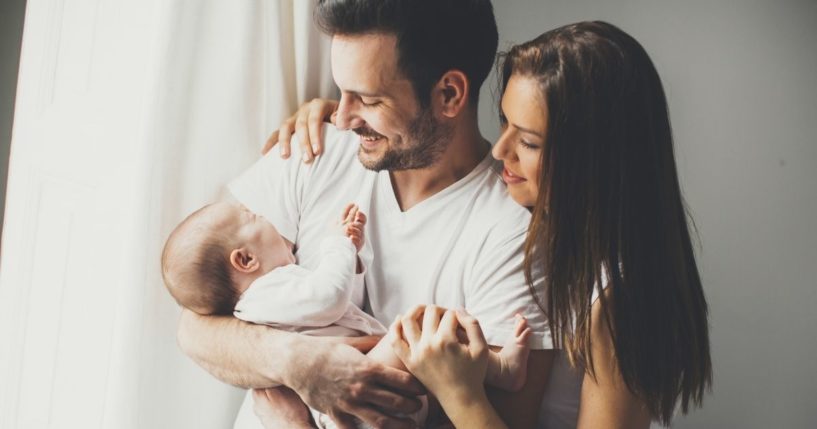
[227,138,310,243]
[465,224,554,350]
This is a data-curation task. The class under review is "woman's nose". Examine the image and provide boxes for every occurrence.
[492,131,514,161]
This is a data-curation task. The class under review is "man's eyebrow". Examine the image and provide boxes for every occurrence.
[345,89,382,98]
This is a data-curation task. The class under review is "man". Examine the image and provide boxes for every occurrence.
[177,1,555,427]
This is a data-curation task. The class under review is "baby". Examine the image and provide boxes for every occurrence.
[161,201,532,427]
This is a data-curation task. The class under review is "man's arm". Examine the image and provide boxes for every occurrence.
[177,309,298,388]
[177,309,425,429]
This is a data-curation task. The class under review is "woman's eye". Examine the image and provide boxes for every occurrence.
[520,140,541,150]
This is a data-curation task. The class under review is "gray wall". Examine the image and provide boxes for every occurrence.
[480,1,817,428]
[0,0,27,242]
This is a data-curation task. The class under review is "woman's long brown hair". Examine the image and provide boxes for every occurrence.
[499,21,712,424]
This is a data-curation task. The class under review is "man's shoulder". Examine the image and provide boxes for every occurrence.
[468,157,532,232]
[293,124,361,169]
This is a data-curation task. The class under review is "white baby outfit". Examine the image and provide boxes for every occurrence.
[233,235,385,337]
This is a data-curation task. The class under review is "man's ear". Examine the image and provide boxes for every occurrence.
[433,70,470,118]
[229,248,261,273]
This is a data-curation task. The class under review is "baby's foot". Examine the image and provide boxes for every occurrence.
[488,314,531,391]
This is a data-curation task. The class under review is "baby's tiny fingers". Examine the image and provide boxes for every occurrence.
[517,327,532,345]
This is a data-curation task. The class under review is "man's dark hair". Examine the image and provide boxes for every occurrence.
[316,0,498,107]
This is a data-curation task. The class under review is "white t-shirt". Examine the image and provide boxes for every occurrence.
[228,125,582,429]
[233,235,386,337]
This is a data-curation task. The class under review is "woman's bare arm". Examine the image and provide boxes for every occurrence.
[576,295,652,429]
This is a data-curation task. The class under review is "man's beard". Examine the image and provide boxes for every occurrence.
[356,109,453,171]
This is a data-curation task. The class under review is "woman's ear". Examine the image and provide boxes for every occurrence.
[433,70,469,118]
[229,248,261,273]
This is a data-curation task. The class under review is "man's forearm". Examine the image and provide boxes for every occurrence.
[177,309,305,389]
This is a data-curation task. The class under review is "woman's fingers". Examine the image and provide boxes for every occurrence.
[401,305,425,345]
[455,310,488,356]
[438,309,459,341]
[294,110,314,164]
[307,101,325,156]
[262,129,279,155]
[421,305,443,337]
[389,316,411,362]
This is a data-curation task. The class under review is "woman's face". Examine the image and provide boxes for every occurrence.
[492,74,548,209]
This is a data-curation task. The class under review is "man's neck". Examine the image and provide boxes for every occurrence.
[390,124,490,211]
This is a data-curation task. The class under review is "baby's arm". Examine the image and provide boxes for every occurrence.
[339,203,366,273]
[485,314,532,392]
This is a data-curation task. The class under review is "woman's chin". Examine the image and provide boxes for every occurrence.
[507,189,536,209]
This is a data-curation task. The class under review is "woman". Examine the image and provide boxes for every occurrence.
[389,21,712,428]
[269,20,711,429]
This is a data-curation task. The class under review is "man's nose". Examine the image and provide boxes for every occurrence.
[335,96,364,130]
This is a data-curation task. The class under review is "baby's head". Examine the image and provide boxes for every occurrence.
[161,201,295,315]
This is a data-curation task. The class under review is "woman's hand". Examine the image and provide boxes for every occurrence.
[262,98,339,162]
[390,305,489,403]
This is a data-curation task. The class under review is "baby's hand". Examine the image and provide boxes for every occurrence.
[339,203,367,252]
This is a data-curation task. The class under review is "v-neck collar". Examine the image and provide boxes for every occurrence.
[377,152,494,219]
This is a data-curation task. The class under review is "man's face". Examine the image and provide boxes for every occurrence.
[330,33,452,171]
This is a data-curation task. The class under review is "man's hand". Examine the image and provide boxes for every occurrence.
[252,387,313,429]
[287,340,426,429]
[263,98,339,162]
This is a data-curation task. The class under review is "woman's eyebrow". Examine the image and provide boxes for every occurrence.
[513,123,545,138]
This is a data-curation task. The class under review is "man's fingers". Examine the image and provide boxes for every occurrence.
[328,411,357,429]
[346,406,416,429]
[373,365,427,396]
[358,387,423,415]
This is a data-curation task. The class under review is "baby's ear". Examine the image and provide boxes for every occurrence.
[229,248,260,273]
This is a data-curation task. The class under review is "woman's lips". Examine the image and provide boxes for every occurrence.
[502,166,526,184]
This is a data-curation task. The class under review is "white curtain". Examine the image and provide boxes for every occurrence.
[0,1,334,427]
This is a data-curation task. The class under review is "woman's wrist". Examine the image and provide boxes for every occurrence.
[437,385,495,427]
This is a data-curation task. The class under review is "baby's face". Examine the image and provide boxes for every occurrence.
[208,201,296,274]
